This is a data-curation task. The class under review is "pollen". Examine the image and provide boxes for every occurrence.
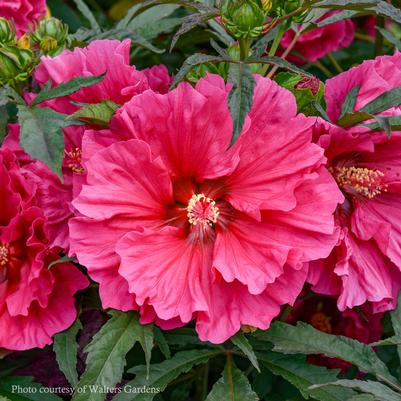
[336,166,387,199]
[65,147,85,174]
[187,193,220,227]
[0,244,9,267]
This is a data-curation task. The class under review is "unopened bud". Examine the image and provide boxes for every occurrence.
[0,46,33,87]
[260,0,273,14]
[0,17,16,46]
[30,17,69,55]
[221,0,265,39]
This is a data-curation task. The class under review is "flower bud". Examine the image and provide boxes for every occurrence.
[0,17,17,46]
[0,46,34,87]
[30,17,69,55]
[260,0,273,14]
[221,0,265,39]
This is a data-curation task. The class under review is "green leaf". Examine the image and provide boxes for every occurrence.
[340,84,360,120]
[18,106,81,177]
[68,101,119,127]
[312,101,331,122]
[390,292,401,363]
[170,11,218,51]
[312,0,378,10]
[131,320,154,380]
[154,327,171,359]
[259,352,355,401]
[317,10,359,27]
[48,255,77,269]
[31,74,106,106]
[72,0,101,32]
[205,359,259,401]
[113,350,219,401]
[0,106,8,146]
[228,63,256,145]
[368,1,401,25]
[258,322,401,391]
[0,377,64,401]
[378,27,401,50]
[53,319,82,387]
[172,53,225,87]
[127,5,179,30]
[359,85,401,116]
[231,333,260,373]
[246,56,313,77]
[370,336,401,347]
[252,27,278,58]
[311,380,401,401]
[348,395,376,401]
[72,311,144,401]
[338,111,372,128]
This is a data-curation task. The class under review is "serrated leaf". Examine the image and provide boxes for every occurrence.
[312,0,377,10]
[69,101,119,127]
[311,380,401,401]
[252,27,278,58]
[72,311,144,401]
[18,106,81,177]
[53,319,82,387]
[258,322,401,391]
[154,327,171,359]
[245,56,313,77]
[170,11,218,51]
[131,320,154,380]
[359,85,401,116]
[72,0,101,32]
[317,10,359,27]
[378,28,401,50]
[205,359,259,401]
[340,84,360,120]
[172,53,225,87]
[0,377,63,401]
[228,63,256,145]
[231,333,260,373]
[391,292,401,364]
[367,1,401,24]
[338,111,372,128]
[31,74,106,107]
[259,352,355,401]
[313,101,331,122]
[370,336,401,347]
[137,0,210,13]
[113,350,219,401]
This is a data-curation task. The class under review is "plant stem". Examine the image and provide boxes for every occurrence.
[239,38,250,60]
[313,60,333,78]
[267,30,301,78]
[327,53,343,74]
[355,32,375,43]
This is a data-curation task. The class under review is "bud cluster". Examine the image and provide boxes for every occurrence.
[0,17,34,88]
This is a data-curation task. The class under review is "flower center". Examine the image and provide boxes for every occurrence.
[65,147,85,174]
[310,312,332,334]
[0,244,9,267]
[336,166,387,199]
[187,193,220,227]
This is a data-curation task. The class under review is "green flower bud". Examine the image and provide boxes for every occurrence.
[260,0,273,14]
[0,17,16,46]
[30,17,69,55]
[221,0,265,39]
[0,46,34,87]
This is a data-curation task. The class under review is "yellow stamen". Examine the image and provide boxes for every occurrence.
[336,166,387,199]
[187,193,220,227]
[0,244,9,266]
[65,147,85,174]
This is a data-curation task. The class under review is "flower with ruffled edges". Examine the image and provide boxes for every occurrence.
[69,74,342,343]
[0,141,88,351]
[0,0,46,36]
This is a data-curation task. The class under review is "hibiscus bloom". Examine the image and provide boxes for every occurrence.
[281,12,355,63]
[287,293,382,371]
[0,144,88,350]
[69,74,342,343]
[0,0,46,36]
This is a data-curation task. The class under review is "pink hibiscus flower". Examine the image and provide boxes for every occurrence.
[0,144,88,350]
[309,120,401,312]
[0,0,46,36]
[287,293,382,371]
[281,12,355,63]
[69,74,342,343]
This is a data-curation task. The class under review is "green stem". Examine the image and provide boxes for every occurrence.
[262,21,288,75]
[327,53,343,74]
[239,38,250,60]
[313,60,333,78]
